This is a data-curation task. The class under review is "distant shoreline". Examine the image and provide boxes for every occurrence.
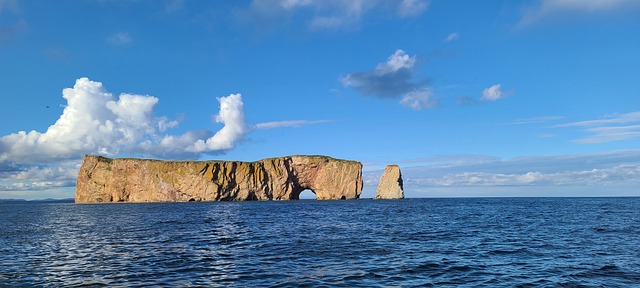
[2,196,640,204]
[0,198,74,204]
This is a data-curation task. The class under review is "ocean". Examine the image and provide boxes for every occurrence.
[1,198,639,287]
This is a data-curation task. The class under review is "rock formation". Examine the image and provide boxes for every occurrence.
[374,165,404,199]
[75,155,363,203]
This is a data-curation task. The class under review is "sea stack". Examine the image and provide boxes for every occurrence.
[374,165,404,199]
[75,155,363,203]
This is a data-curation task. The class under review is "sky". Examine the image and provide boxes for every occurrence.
[1,0,639,199]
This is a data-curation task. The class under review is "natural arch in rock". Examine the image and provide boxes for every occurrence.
[297,189,316,200]
[76,155,363,203]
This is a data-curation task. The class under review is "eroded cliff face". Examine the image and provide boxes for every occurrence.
[374,165,404,200]
[75,155,363,203]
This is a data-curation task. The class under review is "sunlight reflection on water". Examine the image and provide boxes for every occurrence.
[1,198,640,286]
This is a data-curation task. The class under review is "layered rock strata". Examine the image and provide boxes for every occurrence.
[374,165,404,199]
[75,155,363,203]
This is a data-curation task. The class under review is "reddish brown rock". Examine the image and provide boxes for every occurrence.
[75,155,363,203]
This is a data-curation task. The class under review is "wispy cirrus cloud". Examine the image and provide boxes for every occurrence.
[0,0,26,45]
[443,32,459,43]
[574,125,640,144]
[254,119,333,129]
[519,0,640,26]
[557,111,640,143]
[558,111,640,127]
[107,32,133,46]
[505,116,566,125]
[241,0,429,31]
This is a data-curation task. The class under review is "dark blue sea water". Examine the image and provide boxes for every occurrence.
[1,198,639,287]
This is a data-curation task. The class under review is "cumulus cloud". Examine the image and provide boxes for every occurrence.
[341,49,434,109]
[185,94,249,152]
[456,84,512,105]
[1,77,334,195]
[481,84,504,101]
[400,89,437,110]
[0,77,249,165]
[519,0,640,26]
[243,0,429,30]
[107,32,132,46]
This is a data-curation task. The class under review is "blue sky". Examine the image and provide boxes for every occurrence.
[1,0,639,199]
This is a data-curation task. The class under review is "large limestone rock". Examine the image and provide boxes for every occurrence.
[75,155,363,203]
[374,165,404,199]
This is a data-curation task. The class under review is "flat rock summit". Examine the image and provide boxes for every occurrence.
[75,155,363,203]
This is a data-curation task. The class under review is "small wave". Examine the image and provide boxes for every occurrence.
[485,247,530,255]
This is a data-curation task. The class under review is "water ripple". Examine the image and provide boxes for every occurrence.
[1,198,640,286]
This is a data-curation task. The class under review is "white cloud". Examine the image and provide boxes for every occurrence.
[506,116,566,125]
[375,49,416,74]
[342,49,435,109]
[361,151,640,197]
[0,78,249,164]
[443,32,459,43]
[107,32,132,46]
[280,0,313,10]
[575,125,640,144]
[157,116,180,132]
[254,119,333,129]
[400,89,436,110]
[186,94,249,152]
[400,151,640,187]
[0,78,254,193]
[397,0,429,17]
[0,160,79,191]
[558,111,640,127]
[519,0,640,26]
[481,84,505,101]
[557,111,640,143]
[244,0,429,30]
[309,16,345,30]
